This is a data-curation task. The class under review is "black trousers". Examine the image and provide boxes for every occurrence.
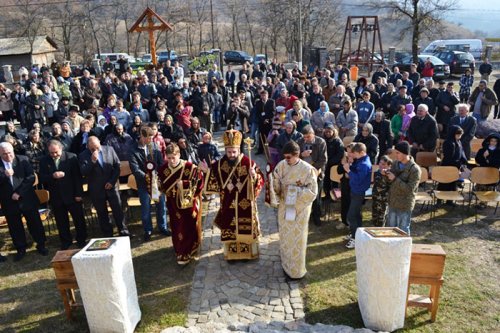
[91,189,127,237]
[53,202,87,248]
[311,178,324,223]
[6,209,46,251]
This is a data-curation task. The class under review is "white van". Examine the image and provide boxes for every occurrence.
[422,39,483,60]
[94,53,135,63]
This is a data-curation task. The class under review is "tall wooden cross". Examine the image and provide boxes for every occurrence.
[128,7,174,66]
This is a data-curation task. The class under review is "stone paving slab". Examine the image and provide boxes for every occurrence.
[161,134,366,332]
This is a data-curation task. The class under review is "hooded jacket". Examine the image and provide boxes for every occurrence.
[442,125,467,168]
[475,132,500,168]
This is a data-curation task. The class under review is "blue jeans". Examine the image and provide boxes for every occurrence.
[347,193,365,238]
[137,187,167,233]
[386,208,412,235]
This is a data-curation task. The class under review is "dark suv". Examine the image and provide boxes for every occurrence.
[223,50,253,65]
[433,50,475,75]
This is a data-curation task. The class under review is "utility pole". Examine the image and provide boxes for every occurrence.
[210,0,215,49]
[298,0,303,70]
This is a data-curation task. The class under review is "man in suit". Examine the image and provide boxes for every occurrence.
[255,89,276,154]
[296,125,327,226]
[0,142,48,261]
[129,126,169,241]
[39,140,87,249]
[79,136,131,237]
[449,103,477,160]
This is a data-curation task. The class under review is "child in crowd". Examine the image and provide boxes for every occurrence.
[372,155,393,227]
[337,143,354,231]
[197,132,221,165]
[343,142,372,249]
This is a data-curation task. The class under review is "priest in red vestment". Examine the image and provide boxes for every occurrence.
[158,143,204,265]
[201,129,264,260]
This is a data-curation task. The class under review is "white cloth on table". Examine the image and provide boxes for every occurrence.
[72,237,141,333]
[355,228,412,332]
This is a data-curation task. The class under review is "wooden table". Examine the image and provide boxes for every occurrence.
[51,249,80,320]
[406,244,446,322]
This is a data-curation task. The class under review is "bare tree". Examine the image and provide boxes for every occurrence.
[363,0,458,62]
[50,0,84,61]
[15,0,47,65]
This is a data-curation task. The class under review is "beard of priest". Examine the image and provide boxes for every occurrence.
[204,129,265,260]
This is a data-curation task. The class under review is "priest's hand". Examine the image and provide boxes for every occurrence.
[250,164,257,179]
[199,160,209,173]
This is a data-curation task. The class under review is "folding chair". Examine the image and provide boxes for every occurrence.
[415,167,433,211]
[470,167,500,223]
[119,161,132,191]
[430,166,466,223]
[324,165,343,219]
[35,189,54,234]
[416,151,439,168]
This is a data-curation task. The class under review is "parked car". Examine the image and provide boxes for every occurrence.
[254,54,269,64]
[223,50,253,65]
[157,50,178,63]
[433,50,475,75]
[141,54,155,63]
[395,55,450,79]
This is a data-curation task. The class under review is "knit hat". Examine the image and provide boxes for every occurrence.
[395,141,411,156]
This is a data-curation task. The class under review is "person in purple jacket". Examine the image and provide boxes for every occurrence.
[342,142,372,249]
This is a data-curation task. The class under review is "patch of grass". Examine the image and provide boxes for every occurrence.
[304,202,500,332]
[0,209,196,333]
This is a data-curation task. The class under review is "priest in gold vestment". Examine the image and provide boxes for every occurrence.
[201,129,264,260]
[272,141,318,279]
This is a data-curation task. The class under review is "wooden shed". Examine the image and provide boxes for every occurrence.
[0,35,58,72]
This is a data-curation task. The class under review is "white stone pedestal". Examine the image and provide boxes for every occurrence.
[72,237,141,333]
[355,228,412,332]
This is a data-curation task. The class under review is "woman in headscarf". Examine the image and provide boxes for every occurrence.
[310,101,336,138]
[353,123,379,164]
[93,115,109,141]
[275,120,303,156]
[355,77,368,101]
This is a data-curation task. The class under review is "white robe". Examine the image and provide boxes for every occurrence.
[273,159,318,278]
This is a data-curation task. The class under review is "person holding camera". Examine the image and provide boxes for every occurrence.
[0,84,14,122]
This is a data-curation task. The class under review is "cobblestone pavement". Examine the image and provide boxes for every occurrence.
[161,137,369,333]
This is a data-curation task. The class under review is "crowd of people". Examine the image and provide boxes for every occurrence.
[0,56,499,270]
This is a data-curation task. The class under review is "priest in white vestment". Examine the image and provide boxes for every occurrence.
[273,141,318,279]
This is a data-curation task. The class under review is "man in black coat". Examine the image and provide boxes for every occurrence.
[448,103,477,160]
[255,90,276,154]
[0,142,48,261]
[435,82,459,138]
[370,111,394,158]
[80,136,130,237]
[413,88,436,116]
[408,104,439,157]
[39,140,87,249]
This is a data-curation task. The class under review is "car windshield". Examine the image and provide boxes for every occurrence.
[457,53,474,61]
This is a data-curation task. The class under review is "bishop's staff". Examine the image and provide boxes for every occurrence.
[244,137,256,216]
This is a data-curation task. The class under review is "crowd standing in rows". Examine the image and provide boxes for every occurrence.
[0,57,499,265]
